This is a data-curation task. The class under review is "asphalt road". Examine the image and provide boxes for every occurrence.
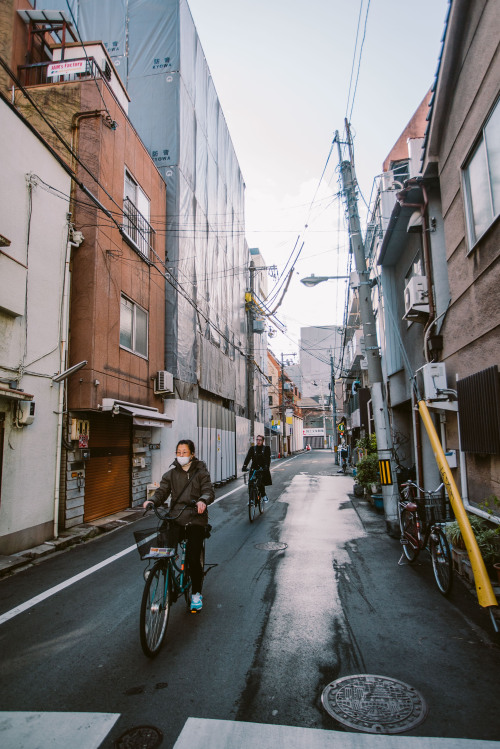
[0,451,499,748]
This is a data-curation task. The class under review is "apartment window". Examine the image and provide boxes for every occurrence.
[123,169,154,258]
[391,159,410,185]
[120,295,148,358]
[463,98,500,249]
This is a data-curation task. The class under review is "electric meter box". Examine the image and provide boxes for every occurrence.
[18,400,35,425]
[421,362,447,401]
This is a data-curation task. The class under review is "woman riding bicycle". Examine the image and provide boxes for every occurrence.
[143,439,214,612]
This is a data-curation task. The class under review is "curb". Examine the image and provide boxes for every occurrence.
[0,509,145,578]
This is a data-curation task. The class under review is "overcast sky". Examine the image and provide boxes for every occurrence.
[187,0,449,363]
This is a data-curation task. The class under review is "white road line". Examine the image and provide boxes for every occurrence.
[0,455,299,625]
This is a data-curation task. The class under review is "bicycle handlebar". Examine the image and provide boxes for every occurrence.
[143,500,198,521]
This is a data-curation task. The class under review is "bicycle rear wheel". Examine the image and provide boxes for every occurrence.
[248,487,256,522]
[400,508,421,562]
[429,526,453,596]
[140,562,171,657]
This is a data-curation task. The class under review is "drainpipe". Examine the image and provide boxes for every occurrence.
[396,179,436,359]
[53,225,74,539]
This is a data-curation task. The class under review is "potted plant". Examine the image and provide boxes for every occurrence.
[446,510,500,582]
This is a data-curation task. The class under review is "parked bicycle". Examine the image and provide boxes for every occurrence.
[398,479,453,596]
[134,502,209,657]
[244,467,265,522]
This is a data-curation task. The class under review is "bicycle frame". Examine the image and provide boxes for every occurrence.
[398,480,453,595]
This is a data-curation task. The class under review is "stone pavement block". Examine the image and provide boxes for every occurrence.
[0,555,29,574]
[173,718,500,749]
[0,711,120,749]
[20,543,55,559]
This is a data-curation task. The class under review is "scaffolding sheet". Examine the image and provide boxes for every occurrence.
[38,0,249,405]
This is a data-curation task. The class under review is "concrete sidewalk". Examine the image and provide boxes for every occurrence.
[0,507,145,578]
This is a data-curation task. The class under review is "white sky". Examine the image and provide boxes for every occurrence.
[188,0,449,361]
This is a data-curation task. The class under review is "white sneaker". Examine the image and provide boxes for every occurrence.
[263,495,269,503]
[190,592,203,612]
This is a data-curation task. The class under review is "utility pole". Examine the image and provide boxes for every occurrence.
[246,261,256,444]
[330,353,338,463]
[280,353,286,457]
[335,122,399,535]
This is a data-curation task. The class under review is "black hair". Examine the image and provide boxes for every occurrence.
[176,439,195,455]
[256,435,264,441]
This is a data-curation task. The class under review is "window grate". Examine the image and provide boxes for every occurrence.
[457,366,500,454]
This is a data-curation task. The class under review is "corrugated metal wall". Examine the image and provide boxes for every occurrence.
[457,366,500,454]
[197,400,236,484]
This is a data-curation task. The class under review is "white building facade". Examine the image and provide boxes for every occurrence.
[0,96,72,553]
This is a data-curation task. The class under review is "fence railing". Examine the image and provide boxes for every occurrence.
[122,197,155,260]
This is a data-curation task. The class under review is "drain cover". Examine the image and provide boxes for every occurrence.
[115,725,163,748]
[321,674,427,734]
[255,541,288,551]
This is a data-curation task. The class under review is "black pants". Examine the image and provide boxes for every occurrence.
[184,525,205,594]
[161,523,205,595]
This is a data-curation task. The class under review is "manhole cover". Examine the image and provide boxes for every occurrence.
[321,674,427,734]
[115,725,163,748]
[255,541,288,551]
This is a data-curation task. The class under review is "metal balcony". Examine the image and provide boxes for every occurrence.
[122,197,155,260]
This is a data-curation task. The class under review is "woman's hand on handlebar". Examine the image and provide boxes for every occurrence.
[195,500,206,514]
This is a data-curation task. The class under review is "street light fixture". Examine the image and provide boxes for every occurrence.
[300,274,349,287]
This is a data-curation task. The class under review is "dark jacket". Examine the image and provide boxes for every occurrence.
[242,444,272,486]
[152,458,215,527]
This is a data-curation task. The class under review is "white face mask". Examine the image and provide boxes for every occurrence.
[176,456,191,466]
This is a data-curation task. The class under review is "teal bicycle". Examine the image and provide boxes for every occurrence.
[134,502,207,657]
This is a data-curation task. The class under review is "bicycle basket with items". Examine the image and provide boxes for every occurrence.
[133,525,178,559]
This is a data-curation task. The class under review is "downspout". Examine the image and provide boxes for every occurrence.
[396,179,436,359]
[53,225,74,539]
[53,111,105,537]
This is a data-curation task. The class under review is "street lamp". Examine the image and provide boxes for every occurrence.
[300,274,349,287]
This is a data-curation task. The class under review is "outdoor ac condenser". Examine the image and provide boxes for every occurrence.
[403,275,429,321]
[155,370,174,394]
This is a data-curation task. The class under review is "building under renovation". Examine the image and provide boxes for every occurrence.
[33,0,254,479]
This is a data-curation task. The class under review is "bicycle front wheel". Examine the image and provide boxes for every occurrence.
[248,487,256,522]
[140,562,171,657]
[429,526,453,596]
[400,508,421,563]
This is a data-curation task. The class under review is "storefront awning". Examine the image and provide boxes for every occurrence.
[118,405,173,427]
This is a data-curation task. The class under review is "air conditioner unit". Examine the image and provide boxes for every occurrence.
[17,400,35,425]
[404,275,429,321]
[420,362,448,401]
[154,370,174,394]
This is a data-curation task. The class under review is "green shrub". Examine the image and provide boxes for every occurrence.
[446,513,500,566]
[355,453,380,490]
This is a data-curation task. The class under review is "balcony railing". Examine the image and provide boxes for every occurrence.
[122,197,155,260]
[18,57,101,87]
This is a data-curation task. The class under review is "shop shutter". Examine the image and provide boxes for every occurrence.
[84,414,131,521]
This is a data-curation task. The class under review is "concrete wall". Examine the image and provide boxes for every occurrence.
[0,99,72,554]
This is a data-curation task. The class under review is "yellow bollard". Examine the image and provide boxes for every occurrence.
[418,400,498,609]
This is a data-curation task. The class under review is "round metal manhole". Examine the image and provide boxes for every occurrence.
[115,725,163,748]
[255,541,288,551]
[321,674,427,734]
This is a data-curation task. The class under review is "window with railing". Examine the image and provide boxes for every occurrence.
[123,170,154,259]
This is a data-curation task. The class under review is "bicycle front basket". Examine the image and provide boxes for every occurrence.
[133,528,176,560]
[424,494,448,524]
